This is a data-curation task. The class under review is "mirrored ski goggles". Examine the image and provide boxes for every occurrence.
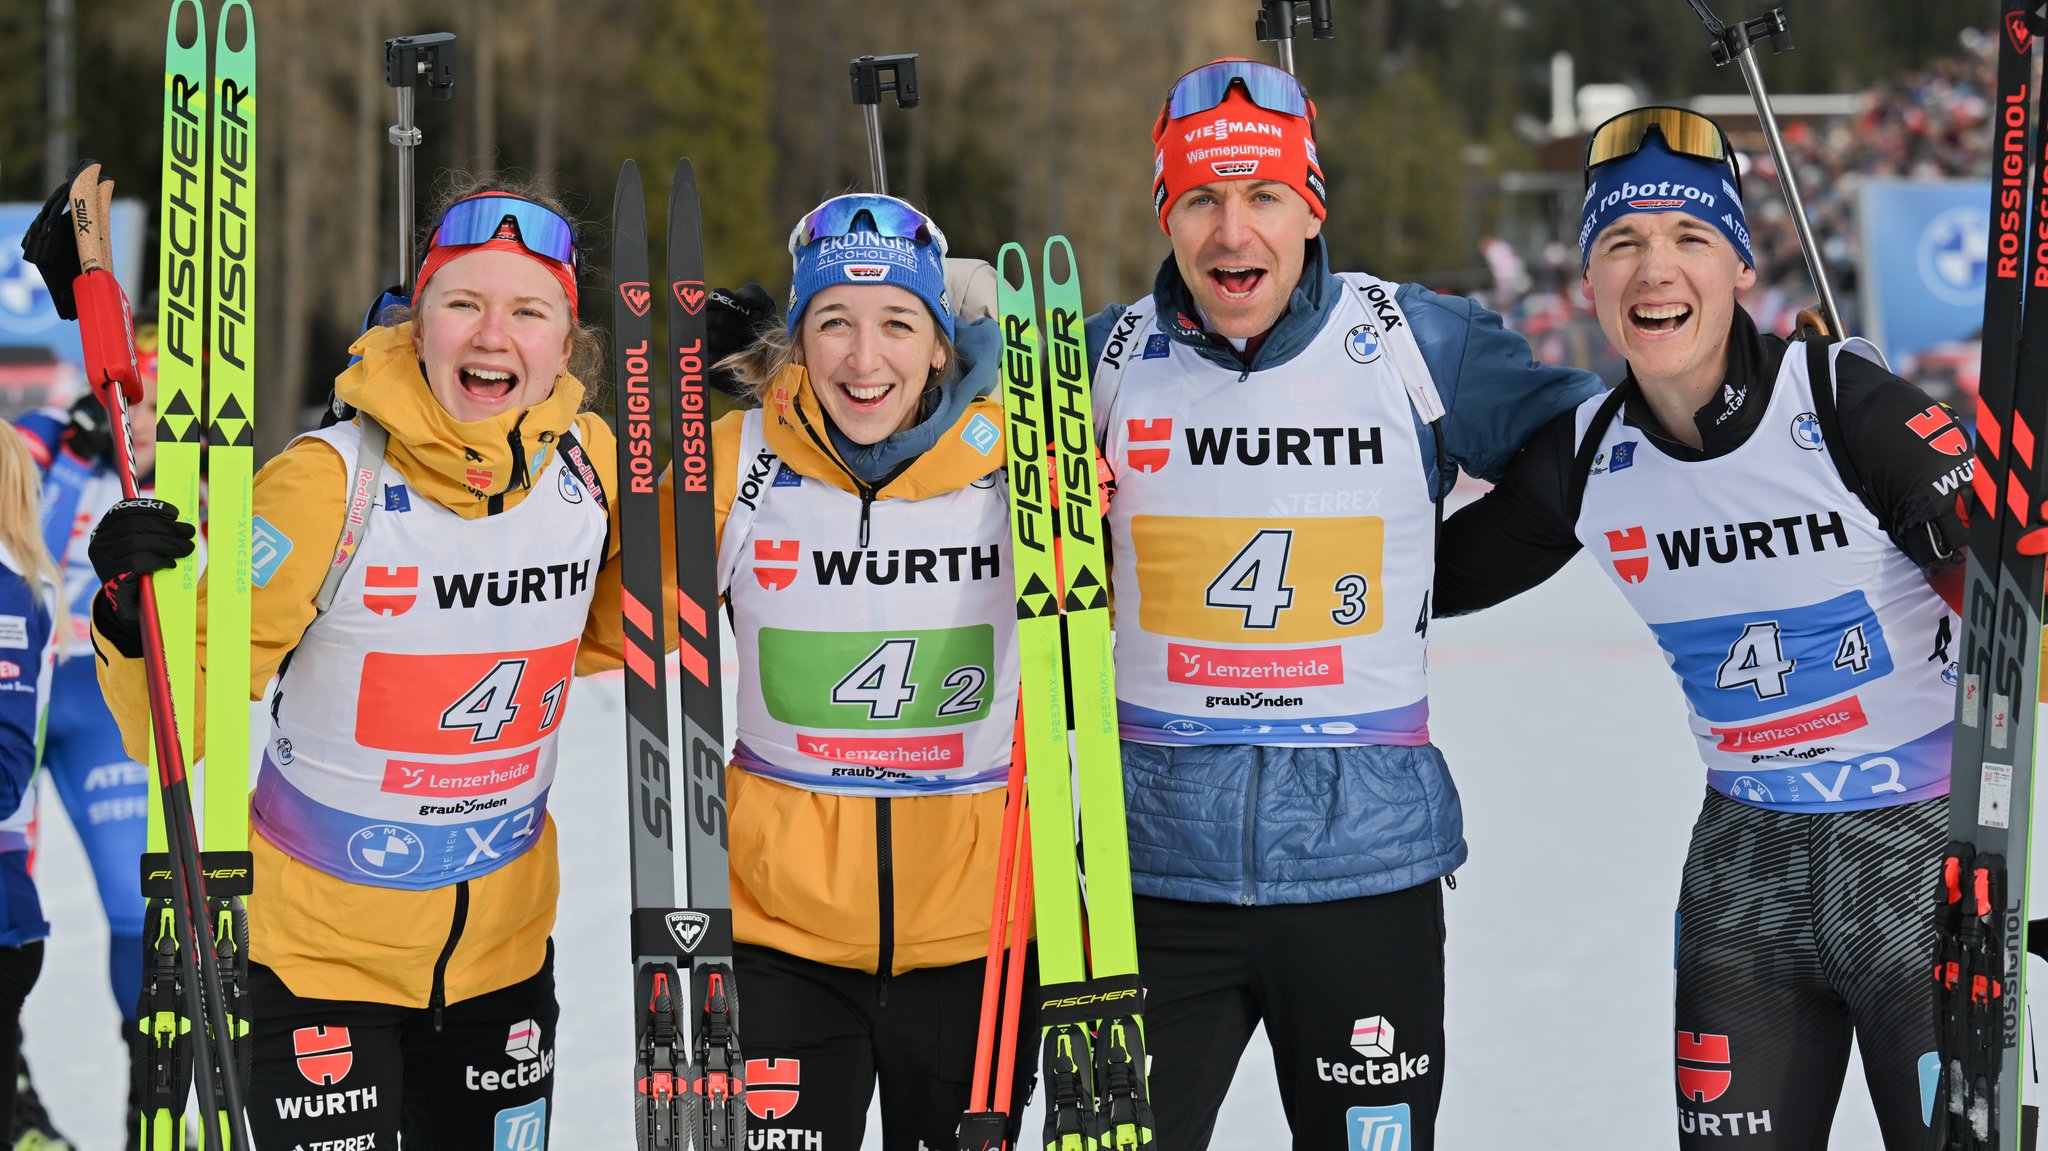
[1158,59,1313,126]
[786,194,948,256]
[429,194,578,269]
[1584,106,1740,193]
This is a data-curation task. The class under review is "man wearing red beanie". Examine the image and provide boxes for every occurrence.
[1079,59,1603,1149]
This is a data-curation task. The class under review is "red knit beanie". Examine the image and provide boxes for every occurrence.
[1151,83,1325,233]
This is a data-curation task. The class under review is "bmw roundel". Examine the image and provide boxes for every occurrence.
[1346,322,1382,365]
[1789,412,1824,451]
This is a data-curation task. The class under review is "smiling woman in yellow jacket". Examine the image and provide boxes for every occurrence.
[709,194,1032,1150]
[87,180,642,1150]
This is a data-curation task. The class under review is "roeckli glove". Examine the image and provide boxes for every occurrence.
[87,498,194,658]
[705,282,778,400]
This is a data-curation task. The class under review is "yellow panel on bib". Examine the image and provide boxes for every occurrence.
[1131,514,1385,644]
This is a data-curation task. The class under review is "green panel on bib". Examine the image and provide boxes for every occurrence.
[759,625,996,729]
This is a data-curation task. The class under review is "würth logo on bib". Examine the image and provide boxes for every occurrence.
[1126,418,1173,473]
[666,910,710,953]
[618,281,652,317]
[754,539,799,590]
[1675,1031,1732,1103]
[293,1025,353,1086]
[363,566,420,616]
[1604,527,1650,584]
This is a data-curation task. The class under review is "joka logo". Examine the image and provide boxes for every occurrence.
[666,910,710,953]
[745,1057,800,1120]
[293,1025,353,1086]
[1790,412,1824,451]
[619,281,653,318]
[1126,418,1173,473]
[755,539,799,591]
[1345,322,1382,364]
[1676,1031,1733,1103]
[2008,8,2034,53]
[1212,160,1260,177]
[1906,404,1971,456]
[674,280,707,316]
[843,264,890,281]
[1606,526,1650,584]
[363,566,420,617]
[506,1019,544,1062]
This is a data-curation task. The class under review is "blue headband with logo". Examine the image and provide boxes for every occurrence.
[788,218,954,342]
[1579,132,1752,272]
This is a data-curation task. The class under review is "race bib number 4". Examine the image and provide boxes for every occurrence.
[1132,515,1383,644]
[1650,590,1891,725]
[354,639,578,754]
[759,625,995,730]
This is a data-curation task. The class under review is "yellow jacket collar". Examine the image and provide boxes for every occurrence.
[339,323,586,517]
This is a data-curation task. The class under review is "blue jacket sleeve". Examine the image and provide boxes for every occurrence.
[1400,283,1603,490]
[0,567,50,823]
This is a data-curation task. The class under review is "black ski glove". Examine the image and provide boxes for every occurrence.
[19,159,98,321]
[87,498,195,659]
[705,282,778,400]
[63,392,114,464]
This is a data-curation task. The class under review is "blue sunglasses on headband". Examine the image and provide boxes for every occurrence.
[1161,59,1312,124]
[429,194,578,268]
[786,194,949,256]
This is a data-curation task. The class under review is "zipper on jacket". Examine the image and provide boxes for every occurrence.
[1240,748,1263,906]
[793,403,916,548]
[875,796,894,1006]
[429,880,471,1031]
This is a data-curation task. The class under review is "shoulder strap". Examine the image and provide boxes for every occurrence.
[314,415,389,613]
[1568,384,1631,522]
[554,424,611,562]
[1803,336,1876,517]
[715,409,776,595]
[1337,275,1445,424]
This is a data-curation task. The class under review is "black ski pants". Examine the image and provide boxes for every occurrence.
[735,942,1038,1150]
[247,943,557,1151]
[1135,883,1447,1151]
[1674,790,1941,1149]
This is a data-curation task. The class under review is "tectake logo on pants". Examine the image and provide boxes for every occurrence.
[1316,1016,1431,1087]
[467,1019,556,1091]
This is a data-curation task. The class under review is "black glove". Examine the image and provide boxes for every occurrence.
[19,159,98,321]
[704,283,778,400]
[63,392,114,463]
[86,498,195,659]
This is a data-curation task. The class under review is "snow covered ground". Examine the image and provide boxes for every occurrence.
[24,553,1892,1148]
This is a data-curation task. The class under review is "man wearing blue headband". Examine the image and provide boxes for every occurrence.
[1073,59,1606,1151]
[1436,107,1970,1148]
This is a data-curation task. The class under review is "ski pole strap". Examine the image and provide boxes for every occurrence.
[316,416,391,612]
[1037,974,1145,1028]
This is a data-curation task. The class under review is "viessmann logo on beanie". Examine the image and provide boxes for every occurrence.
[1151,87,1326,233]
[1579,132,1753,271]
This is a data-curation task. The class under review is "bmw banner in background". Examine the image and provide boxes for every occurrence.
[1856,179,1987,359]
[0,199,147,367]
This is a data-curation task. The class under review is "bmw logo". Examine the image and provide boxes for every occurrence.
[1345,322,1383,364]
[1730,776,1774,803]
[1790,412,1824,451]
[348,824,425,879]
[558,468,584,504]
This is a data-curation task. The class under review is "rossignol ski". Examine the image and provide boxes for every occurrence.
[1934,5,2048,1149]
[138,2,257,1147]
[999,239,1154,1151]
[614,157,746,1151]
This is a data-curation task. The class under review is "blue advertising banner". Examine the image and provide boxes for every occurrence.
[1857,179,1988,360]
[0,199,147,367]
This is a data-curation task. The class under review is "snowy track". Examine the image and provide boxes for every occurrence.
[26,554,1885,1148]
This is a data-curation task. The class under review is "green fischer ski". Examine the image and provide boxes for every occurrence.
[999,240,1152,1151]
[140,3,208,1144]
[201,2,257,1144]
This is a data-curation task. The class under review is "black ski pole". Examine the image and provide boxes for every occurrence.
[1254,0,1334,75]
[1680,1,1843,338]
[848,53,919,193]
